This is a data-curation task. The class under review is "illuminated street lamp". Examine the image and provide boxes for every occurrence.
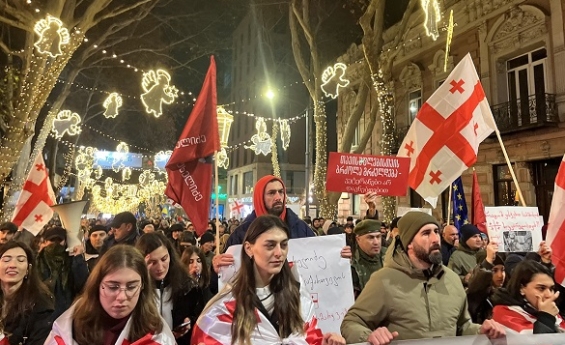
[216,106,234,169]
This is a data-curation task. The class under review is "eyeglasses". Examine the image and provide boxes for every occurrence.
[100,282,142,298]
[0,255,27,263]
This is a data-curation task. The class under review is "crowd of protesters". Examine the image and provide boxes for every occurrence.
[0,175,562,345]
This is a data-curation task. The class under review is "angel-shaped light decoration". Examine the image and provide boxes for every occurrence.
[321,63,350,99]
[216,147,229,169]
[422,0,441,41]
[52,110,81,138]
[112,142,129,173]
[245,118,272,156]
[104,177,114,196]
[75,146,97,181]
[93,165,103,180]
[139,169,155,188]
[279,119,291,150]
[154,150,172,170]
[34,15,70,58]
[140,69,179,117]
[122,167,132,181]
[103,92,123,119]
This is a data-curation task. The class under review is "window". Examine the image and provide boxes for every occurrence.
[408,90,422,124]
[351,124,361,151]
[352,194,361,216]
[243,172,254,194]
[231,174,239,195]
[493,164,516,206]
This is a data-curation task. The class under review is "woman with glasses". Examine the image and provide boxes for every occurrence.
[0,241,53,345]
[136,233,204,345]
[44,245,174,345]
[192,215,345,345]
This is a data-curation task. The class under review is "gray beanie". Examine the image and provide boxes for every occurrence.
[397,211,439,248]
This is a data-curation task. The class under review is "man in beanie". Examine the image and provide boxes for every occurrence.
[199,231,216,269]
[351,219,387,297]
[341,211,505,344]
[85,224,108,270]
[99,211,139,256]
[0,221,18,244]
[448,224,484,286]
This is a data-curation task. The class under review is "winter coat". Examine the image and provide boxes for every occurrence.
[1,292,53,345]
[448,244,480,285]
[491,288,565,334]
[440,240,457,266]
[341,239,481,343]
[351,246,386,296]
[99,230,140,257]
[43,304,176,345]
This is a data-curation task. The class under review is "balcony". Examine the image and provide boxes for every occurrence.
[491,93,558,134]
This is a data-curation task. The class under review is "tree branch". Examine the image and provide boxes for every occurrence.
[354,92,378,154]
[289,2,314,97]
[92,0,153,27]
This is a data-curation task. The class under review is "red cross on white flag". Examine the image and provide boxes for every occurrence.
[230,201,244,216]
[11,154,56,235]
[397,53,498,207]
[546,154,565,286]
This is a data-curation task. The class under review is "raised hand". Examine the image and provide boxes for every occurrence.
[367,327,398,345]
[537,290,560,316]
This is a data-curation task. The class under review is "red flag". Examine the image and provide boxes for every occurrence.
[11,153,56,235]
[397,54,498,207]
[165,56,220,236]
[471,170,487,234]
[546,154,565,285]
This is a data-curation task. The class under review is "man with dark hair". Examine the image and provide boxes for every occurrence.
[341,211,505,344]
[99,211,139,255]
[351,220,386,297]
[0,221,18,244]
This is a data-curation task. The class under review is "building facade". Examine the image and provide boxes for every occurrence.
[336,0,565,223]
[226,6,309,218]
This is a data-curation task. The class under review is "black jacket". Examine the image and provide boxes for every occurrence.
[99,229,140,256]
[4,293,54,345]
[440,240,456,266]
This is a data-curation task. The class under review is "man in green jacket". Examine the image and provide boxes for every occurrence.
[448,224,484,286]
[351,219,387,297]
[341,211,505,345]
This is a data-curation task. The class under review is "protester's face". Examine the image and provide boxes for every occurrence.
[263,181,285,216]
[466,234,483,250]
[143,224,155,233]
[219,225,225,235]
[313,220,320,228]
[207,223,213,231]
[99,268,142,319]
[187,225,195,232]
[442,225,459,245]
[344,225,353,234]
[0,230,15,244]
[90,231,107,250]
[144,245,170,281]
[410,224,442,265]
[521,273,555,310]
[0,247,28,287]
[380,226,387,235]
[112,223,132,241]
[492,265,505,288]
[245,227,288,285]
[356,232,382,257]
[188,253,202,277]
[201,241,214,254]
[172,230,181,240]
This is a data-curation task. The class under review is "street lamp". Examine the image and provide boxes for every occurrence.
[266,90,275,100]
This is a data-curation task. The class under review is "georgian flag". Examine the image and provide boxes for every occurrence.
[545,154,565,285]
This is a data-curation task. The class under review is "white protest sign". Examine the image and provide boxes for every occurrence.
[485,207,543,252]
[397,207,432,216]
[218,234,354,333]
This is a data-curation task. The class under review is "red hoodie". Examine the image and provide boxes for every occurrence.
[253,175,287,221]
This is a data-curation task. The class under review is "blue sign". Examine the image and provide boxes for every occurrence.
[94,151,143,169]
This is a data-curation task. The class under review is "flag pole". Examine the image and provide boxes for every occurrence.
[214,152,221,255]
[494,129,526,207]
[446,183,453,225]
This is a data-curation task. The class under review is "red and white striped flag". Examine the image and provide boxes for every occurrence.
[11,154,56,235]
[546,154,565,285]
[397,54,498,207]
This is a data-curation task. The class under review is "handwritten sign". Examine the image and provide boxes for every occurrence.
[485,207,543,252]
[218,235,354,333]
[326,152,410,196]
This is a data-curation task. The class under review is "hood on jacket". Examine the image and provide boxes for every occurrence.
[384,238,444,281]
[253,175,287,220]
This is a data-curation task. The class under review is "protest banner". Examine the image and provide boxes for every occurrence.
[218,234,354,333]
[397,207,433,217]
[326,152,410,196]
[484,207,543,252]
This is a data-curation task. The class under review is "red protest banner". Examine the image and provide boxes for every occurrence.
[326,152,410,196]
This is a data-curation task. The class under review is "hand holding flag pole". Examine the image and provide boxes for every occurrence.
[493,128,526,206]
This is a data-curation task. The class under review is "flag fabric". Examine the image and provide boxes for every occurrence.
[11,153,56,235]
[545,154,565,285]
[451,177,469,231]
[165,56,220,236]
[397,53,497,207]
[472,170,488,234]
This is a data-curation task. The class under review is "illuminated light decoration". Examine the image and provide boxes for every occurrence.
[321,63,350,99]
[85,178,96,190]
[34,15,70,57]
[444,10,454,72]
[154,150,172,170]
[279,119,291,150]
[421,0,441,41]
[112,142,129,173]
[122,167,132,181]
[244,118,272,156]
[93,165,103,179]
[216,148,229,169]
[139,169,155,187]
[140,69,179,117]
[52,110,82,138]
[103,92,123,119]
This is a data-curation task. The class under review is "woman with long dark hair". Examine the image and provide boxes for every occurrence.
[491,260,564,333]
[136,232,204,345]
[44,245,174,345]
[181,246,210,291]
[192,215,345,345]
[0,241,53,345]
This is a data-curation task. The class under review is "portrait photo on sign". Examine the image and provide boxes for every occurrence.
[502,231,533,252]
